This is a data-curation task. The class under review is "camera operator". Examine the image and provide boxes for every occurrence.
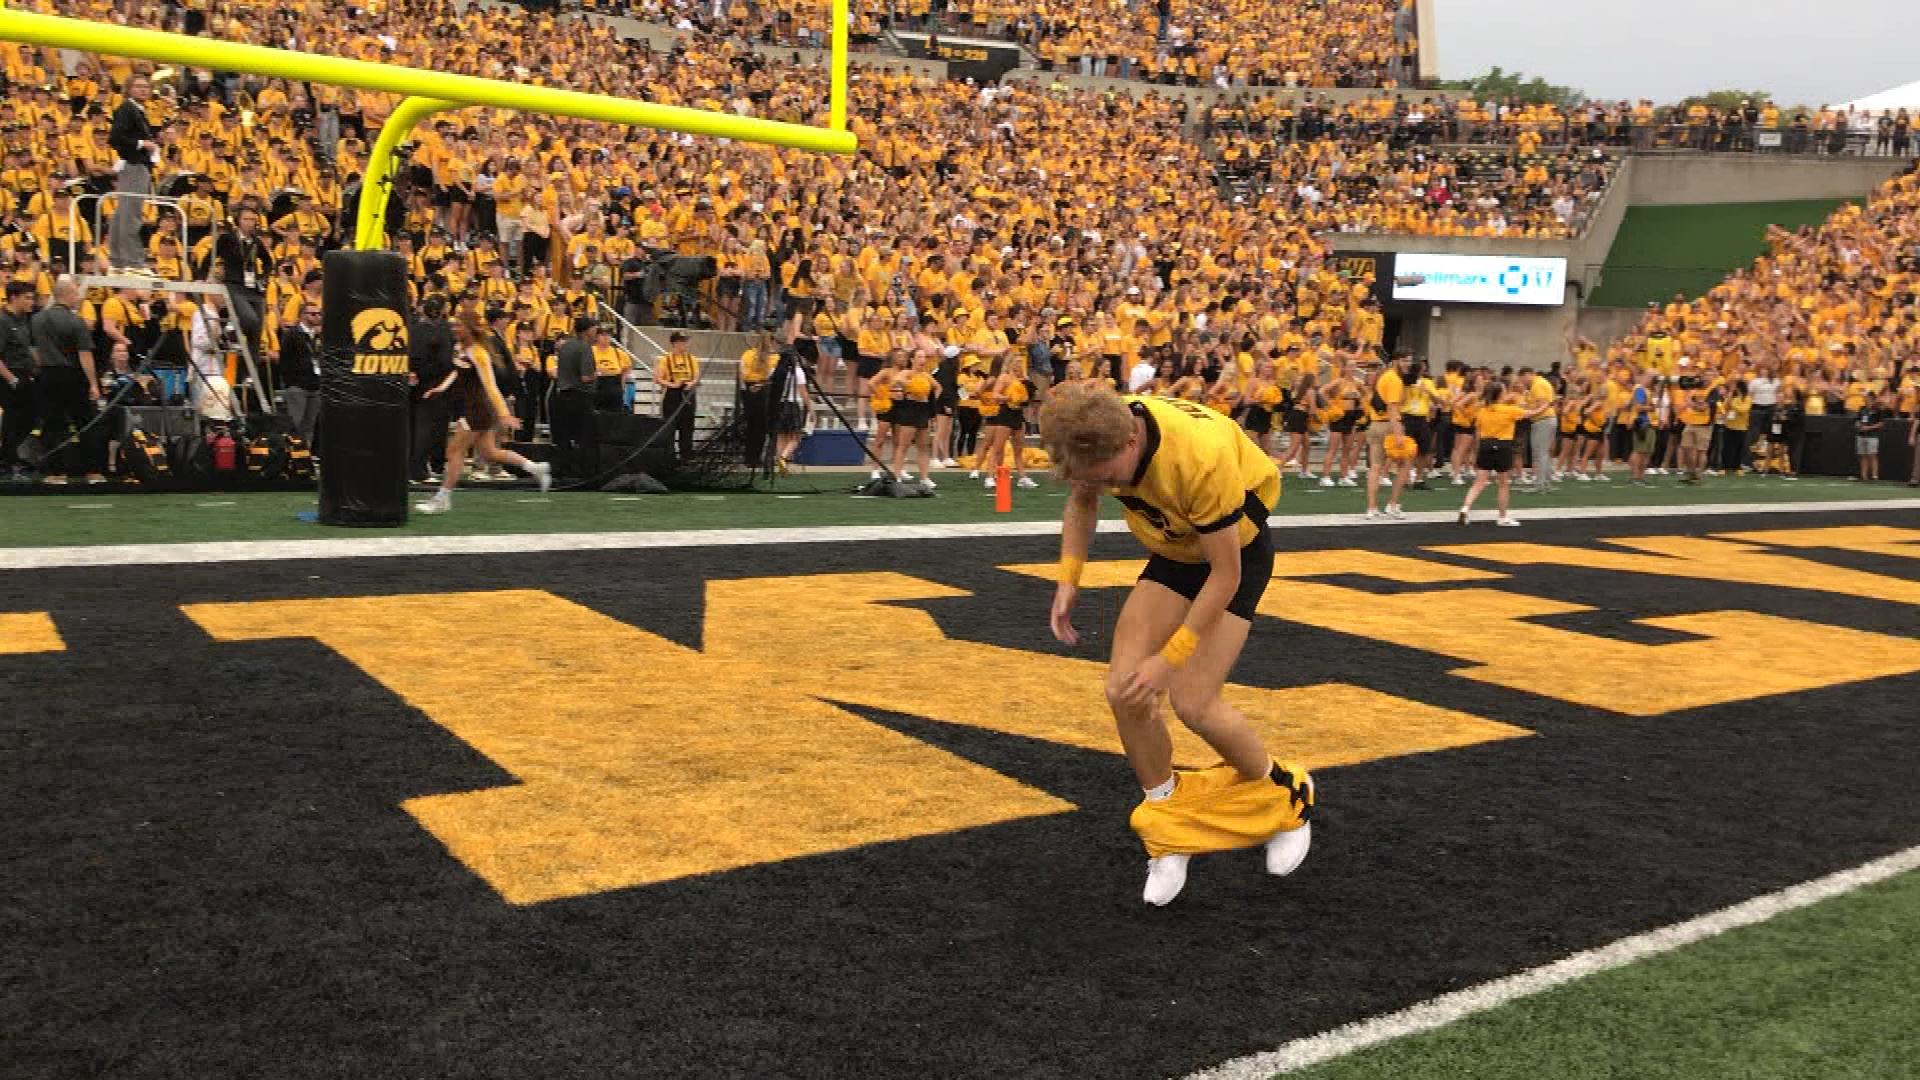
[1673,363,1714,485]
[28,277,101,484]
[212,208,274,359]
[0,281,36,477]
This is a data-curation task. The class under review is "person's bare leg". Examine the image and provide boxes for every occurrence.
[1165,612,1270,780]
[1105,580,1186,790]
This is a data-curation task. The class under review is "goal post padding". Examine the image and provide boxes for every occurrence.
[319,251,412,526]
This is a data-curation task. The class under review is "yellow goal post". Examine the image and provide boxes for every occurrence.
[0,4,856,250]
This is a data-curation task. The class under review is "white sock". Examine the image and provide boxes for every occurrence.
[1143,776,1176,802]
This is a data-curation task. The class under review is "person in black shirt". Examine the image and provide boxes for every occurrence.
[408,295,456,482]
[106,74,158,269]
[550,317,600,477]
[29,278,102,484]
[1855,394,1888,483]
[212,207,273,358]
[0,281,37,475]
[280,301,324,444]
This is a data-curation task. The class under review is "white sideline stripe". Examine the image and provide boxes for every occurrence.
[3,497,1919,571]
[1184,843,1920,1080]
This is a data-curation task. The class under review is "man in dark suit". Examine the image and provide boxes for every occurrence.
[107,73,158,270]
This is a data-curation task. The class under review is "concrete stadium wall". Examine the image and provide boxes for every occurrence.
[1416,302,1576,370]
[1626,155,1908,206]
[1575,305,1649,347]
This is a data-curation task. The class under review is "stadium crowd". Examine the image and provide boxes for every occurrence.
[0,0,1912,493]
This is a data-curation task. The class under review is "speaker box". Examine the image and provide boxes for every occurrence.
[123,405,199,440]
[593,410,671,448]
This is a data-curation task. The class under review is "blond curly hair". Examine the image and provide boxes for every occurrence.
[1038,381,1134,480]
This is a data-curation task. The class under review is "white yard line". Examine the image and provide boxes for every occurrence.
[1184,843,1920,1079]
[2,498,1918,571]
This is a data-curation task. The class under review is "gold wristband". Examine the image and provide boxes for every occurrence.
[1159,625,1200,668]
[1058,556,1085,586]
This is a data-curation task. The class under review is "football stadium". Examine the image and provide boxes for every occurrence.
[3,0,1919,1076]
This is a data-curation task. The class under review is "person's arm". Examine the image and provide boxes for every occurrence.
[78,342,99,401]
[1118,523,1242,708]
[1050,481,1102,646]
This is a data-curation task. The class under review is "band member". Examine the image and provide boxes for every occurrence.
[1039,382,1315,906]
[416,317,551,514]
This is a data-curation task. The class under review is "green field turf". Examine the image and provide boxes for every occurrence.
[1588,199,1854,308]
[1290,865,1920,1080]
[1,471,1913,547]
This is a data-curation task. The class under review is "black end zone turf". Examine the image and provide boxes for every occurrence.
[3,511,1918,1079]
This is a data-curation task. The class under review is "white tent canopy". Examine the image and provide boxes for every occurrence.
[1836,80,1920,114]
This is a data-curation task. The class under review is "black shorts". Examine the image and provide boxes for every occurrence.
[774,400,805,434]
[988,406,1025,429]
[1242,407,1273,435]
[1283,409,1310,435]
[1329,411,1360,435]
[855,352,883,379]
[1476,437,1516,474]
[1402,415,1431,447]
[889,401,931,429]
[1138,493,1274,621]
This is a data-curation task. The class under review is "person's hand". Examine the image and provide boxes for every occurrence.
[87,380,102,402]
[500,414,523,432]
[1117,653,1174,709]
[1049,581,1084,646]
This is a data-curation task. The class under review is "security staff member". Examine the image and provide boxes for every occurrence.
[29,277,101,484]
[0,281,38,473]
[657,331,701,458]
[550,318,599,477]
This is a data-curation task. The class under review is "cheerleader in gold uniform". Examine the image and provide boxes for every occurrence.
[1039,383,1315,905]
[416,318,551,514]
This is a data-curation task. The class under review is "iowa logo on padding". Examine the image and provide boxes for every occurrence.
[349,307,410,375]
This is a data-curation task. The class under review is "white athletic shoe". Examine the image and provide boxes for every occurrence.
[1575,472,1592,482]
[1496,516,1522,528]
[530,461,553,494]
[1319,476,1335,489]
[1017,476,1039,489]
[416,492,452,515]
[1377,473,1393,487]
[1264,821,1313,877]
[968,469,981,480]
[921,476,937,489]
[1364,508,1379,520]
[1338,476,1359,488]
[983,475,996,490]
[1143,853,1191,907]
[1452,475,1466,486]
[871,469,884,480]
[1386,505,1405,520]
[900,469,915,481]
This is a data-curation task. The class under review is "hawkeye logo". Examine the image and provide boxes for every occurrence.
[349,307,410,376]
[157,526,1920,905]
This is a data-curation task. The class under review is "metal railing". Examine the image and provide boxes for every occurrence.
[67,190,204,278]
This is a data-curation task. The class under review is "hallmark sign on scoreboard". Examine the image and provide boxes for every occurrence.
[1390,254,1569,306]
